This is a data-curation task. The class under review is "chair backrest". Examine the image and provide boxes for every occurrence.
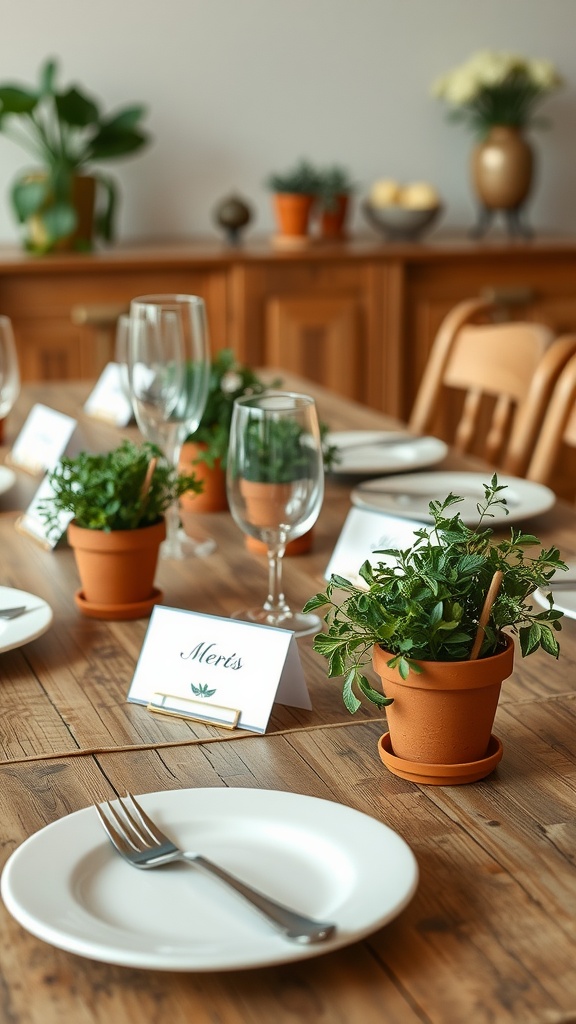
[408,297,576,474]
[527,350,576,493]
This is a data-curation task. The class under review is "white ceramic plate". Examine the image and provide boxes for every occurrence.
[0,586,53,654]
[534,562,576,620]
[1,787,418,972]
[327,431,448,476]
[0,465,16,496]
[352,471,556,527]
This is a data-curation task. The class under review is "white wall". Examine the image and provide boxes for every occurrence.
[0,0,573,245]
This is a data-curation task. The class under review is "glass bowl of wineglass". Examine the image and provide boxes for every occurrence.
[227,391,324,637]
[126,294,212,559]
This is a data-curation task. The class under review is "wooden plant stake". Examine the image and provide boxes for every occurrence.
[140,456,158,505]
[470,570,504,661]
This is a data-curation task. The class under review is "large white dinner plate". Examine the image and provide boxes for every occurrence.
[352,471,556,527]
[0,586,53,654]
[1,787,418,972]
[327,430,448,476]
[0,465,16,496]
[534,562,576,620]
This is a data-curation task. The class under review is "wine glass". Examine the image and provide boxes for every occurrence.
[0,316,21,444]
[126,294,212,559]
[114,313,131,402]
[227,391,324,636]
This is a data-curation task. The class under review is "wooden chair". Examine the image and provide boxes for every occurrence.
[527,351,576,497]
[408,297,576,475]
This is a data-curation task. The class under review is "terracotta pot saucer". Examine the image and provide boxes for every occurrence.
[377,732,503,786]
[74,587,163,621]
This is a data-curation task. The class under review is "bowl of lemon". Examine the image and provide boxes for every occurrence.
[363,179,443,241]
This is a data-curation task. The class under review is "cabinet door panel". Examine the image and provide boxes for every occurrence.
[266,294,363,400]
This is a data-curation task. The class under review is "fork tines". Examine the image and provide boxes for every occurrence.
[96,793,165,852]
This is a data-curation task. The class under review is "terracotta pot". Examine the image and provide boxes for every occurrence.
[272,193,315,237]
[373,637,514,766]
[67,519,166,607]
[319,194,349,239]
[239,479,293,528]
[178,442,228,513]
[471,127,534,210]
[27,173,96,252]
[245,527,314,557]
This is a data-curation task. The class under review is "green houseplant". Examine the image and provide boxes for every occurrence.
[265,159,321,239]
[304,476,566,782]
[179,350,277,513]
[0,58,150,253]
[316,164,355,239]
[40,440,200,618]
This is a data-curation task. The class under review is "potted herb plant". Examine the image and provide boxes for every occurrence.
[238,413,337,556]
[265,159,321,240]
[179,350,275,514]
[316,165,355,239]
[304,476,566,784]
[40,440,200,619]
[0,58,150,253]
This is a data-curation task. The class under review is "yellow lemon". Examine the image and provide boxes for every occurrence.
[369,179,401,207]
[398,182,440,209]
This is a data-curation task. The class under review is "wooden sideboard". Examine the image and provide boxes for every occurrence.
[1,235,576,419]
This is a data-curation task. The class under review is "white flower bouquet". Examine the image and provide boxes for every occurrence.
[432,50,563,136]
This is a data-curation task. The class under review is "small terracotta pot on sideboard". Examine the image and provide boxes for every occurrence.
[272,193,315,238]
[67,519,166,607]
[373,637,514,783]
[319,194,349,239]
[178,442,228,513]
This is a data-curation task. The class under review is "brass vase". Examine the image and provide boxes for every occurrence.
[470,126,534,238]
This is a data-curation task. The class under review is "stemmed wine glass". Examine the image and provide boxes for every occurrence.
[126,294,211,559]
[0,316,21,443]
[114,313,131,402]
[227,391,324,636]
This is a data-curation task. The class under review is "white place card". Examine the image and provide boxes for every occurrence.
[8,404,77,476]
[127,606,312,734]
[84,363,133,426]
[325,507,423,585]
[15,475,74,549]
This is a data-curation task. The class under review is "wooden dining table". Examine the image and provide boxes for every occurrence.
[0,374,575,1024]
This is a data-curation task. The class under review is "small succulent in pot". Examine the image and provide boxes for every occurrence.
[304,475,566,712]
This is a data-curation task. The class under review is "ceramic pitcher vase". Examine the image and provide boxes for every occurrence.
[471,126,534,210]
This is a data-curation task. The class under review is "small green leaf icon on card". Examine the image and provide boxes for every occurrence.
[191,683,217,699]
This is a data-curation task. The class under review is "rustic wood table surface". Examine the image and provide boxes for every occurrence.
[0,376,575,1024]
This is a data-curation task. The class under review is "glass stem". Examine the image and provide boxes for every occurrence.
[163,501,182,557]
[263,544,290,617]
[160,422,184,558]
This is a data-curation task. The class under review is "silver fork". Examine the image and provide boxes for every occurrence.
[0,605,27,619]
[96,792,336,945]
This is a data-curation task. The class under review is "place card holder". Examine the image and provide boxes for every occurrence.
[147,691,241,730]
[4,450,45,476]
[14,514,55,550]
